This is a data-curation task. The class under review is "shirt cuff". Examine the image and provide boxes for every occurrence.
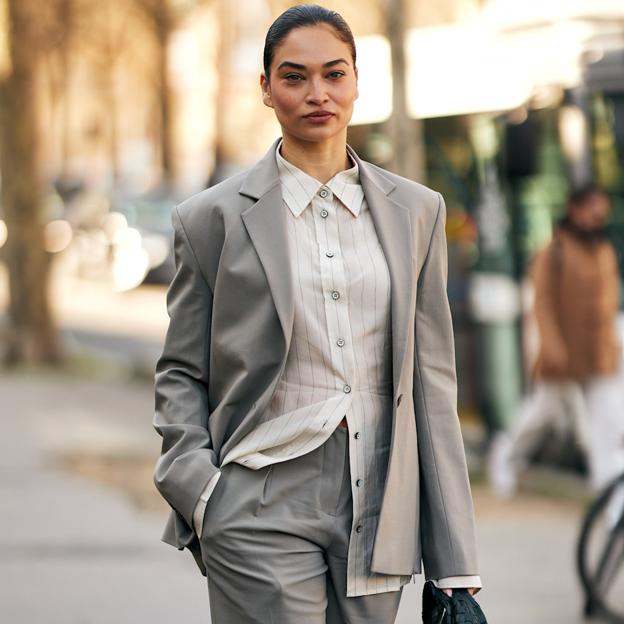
[192,471,221,538]
[431,576,483,594]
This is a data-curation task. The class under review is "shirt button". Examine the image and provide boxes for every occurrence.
[319,188,329,198]
[355,524,363,533]
[336,338,345,347]
[325,250,335,258]
[343,384,351,393]
[354,431,361,439]
[320,208,329,218]
[331,290,340,300]
[356,478,363,487]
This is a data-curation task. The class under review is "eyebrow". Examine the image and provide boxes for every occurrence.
[276,58,349,71]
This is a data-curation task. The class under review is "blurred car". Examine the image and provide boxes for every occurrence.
[112,195,176,286]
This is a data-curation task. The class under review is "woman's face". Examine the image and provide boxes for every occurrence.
[570,192,610,232]
[260,24,358,145]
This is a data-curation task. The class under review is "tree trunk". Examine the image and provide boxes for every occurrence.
[105,56,120,181]
[153,0,175,186]
[211,0,234,182]
[138,0,175,187]
[0,0,61,364]
[383,0,426,182]
[58,0,73,179]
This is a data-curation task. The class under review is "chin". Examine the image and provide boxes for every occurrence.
[290,124,346,144]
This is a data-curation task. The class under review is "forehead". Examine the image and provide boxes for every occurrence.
[271,24,353,68]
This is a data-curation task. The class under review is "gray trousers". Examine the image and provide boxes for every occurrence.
[198,425,403,623]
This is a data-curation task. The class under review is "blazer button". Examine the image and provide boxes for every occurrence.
[396,393,403,407]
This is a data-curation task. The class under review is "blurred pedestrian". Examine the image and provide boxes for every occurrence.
[489,185,624,497]
[153,4,483,623]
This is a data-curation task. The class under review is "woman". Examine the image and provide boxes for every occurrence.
[154,5,482,623]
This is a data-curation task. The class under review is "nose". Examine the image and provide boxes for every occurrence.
[306,77,329,104]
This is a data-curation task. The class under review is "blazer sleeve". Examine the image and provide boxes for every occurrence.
[413,193,480,580]
[153,205,221,530]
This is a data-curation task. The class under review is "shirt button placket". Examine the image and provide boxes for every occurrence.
[323,184,354,498]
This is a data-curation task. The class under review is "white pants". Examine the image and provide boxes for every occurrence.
[508,376,624,491]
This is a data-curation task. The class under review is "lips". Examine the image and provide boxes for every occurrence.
[304,111,334,121]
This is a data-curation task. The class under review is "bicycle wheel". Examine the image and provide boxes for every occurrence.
[577,472,624,623]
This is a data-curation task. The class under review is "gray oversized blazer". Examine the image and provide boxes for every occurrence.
[153,137,479,580]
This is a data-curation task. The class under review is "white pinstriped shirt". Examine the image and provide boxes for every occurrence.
[193,140,482,597]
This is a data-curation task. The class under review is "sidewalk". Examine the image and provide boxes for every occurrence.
[0,371,208,623]
[0,368,591,623]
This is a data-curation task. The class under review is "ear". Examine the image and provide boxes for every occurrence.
[260,73,274,109]
[354,65,359,100]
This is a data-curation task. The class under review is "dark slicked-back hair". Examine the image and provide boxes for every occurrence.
[263,4,356,79]
[568,184,607,208]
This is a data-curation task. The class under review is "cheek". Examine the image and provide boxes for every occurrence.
[334,84,358,108]
[271,89,300,116]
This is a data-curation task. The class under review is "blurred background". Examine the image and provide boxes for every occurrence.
[1,0,623,622]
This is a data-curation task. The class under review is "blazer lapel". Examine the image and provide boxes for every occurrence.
[239,139,295,352]
[350,148,415,396]
[238,138,415,397]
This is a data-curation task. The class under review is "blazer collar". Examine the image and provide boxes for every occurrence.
[238,137,282,200]
[239,137,396,202]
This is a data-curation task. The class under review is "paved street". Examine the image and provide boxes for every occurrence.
[0,369,592,623]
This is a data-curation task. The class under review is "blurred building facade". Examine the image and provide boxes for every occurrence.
[21,0,624,429]
[346,0,624,433]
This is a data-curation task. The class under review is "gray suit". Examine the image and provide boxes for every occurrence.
[153,138,479,583]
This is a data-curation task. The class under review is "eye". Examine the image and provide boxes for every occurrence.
[284,73,303,82]
[327,71,345,79]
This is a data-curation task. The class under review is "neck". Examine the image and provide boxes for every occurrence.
[279,131,351,183]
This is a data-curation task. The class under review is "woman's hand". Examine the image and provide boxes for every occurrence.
[442,587,478,596]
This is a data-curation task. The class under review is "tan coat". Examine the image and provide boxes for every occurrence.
[531,223,621,381]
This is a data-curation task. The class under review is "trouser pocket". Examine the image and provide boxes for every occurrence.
[200,462,272,543]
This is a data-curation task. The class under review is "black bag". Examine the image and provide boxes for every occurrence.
[422,580,488,624]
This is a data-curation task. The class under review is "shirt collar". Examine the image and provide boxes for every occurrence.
[275,139,364,218]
